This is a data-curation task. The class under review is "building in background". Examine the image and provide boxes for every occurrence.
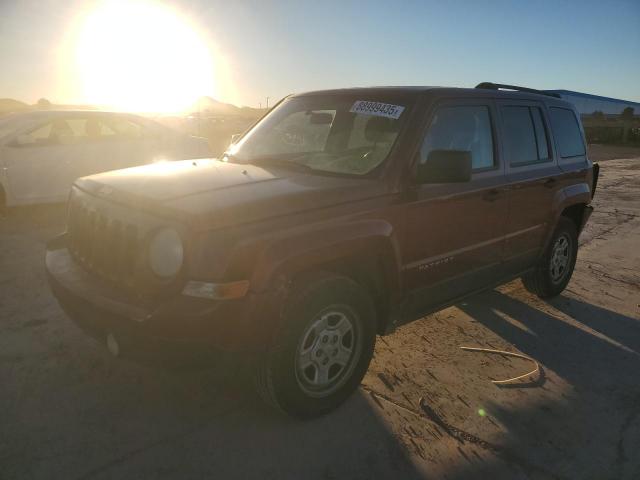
[545,90,640,144]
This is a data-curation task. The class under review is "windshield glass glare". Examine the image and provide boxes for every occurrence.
[227,95,412,176]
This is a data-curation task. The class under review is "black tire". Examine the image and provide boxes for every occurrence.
[522,216,578,299]
[255,272,376,419]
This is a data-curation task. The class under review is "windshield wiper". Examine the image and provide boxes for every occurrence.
[223,152,325,175]
[221,152,309,169]
[250,156,319,174]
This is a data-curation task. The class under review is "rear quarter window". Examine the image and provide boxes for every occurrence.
[549,107,585,158]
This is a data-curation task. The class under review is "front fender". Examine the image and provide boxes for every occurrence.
[245,218,403,295]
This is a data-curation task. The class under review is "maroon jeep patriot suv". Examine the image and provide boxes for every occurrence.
[46,83,598,418]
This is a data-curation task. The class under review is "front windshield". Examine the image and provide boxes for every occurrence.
[0,117,22,140]
[226,95,412,176]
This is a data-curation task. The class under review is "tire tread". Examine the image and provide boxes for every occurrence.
[522,216,578,299]
[254,271,375,418]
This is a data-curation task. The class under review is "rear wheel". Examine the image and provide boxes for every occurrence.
[522,217,578,298]
[255,272,376,419]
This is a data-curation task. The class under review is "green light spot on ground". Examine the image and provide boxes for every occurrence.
[478,408,486,417]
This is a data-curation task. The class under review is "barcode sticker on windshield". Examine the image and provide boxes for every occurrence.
[350,101,405,119]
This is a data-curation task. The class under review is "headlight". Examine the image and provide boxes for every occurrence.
[148,228,184,278]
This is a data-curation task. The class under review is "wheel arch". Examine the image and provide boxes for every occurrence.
[248,219,403,335]
[546,182,591,246]
[560,203,589,233]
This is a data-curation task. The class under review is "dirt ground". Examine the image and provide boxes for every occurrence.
[1,150,639,479]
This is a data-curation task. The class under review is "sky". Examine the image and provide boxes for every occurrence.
[0,0,639,111]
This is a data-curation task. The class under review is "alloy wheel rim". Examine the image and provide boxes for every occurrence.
[550,233,571,283]
[295,306,360,397]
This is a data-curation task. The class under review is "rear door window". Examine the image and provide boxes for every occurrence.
[549,107,585,158]
[501,106,551,166]
[420,105,495,170]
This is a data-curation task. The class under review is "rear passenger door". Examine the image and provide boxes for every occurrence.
[402,99,507,315]
[498,101,562,272]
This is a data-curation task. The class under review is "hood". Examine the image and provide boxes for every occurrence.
[75,159,388,230]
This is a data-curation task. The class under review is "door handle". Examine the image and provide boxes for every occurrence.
[483,189,501,202]
[544,178,557,189]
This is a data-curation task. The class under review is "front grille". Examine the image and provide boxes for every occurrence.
[67,197,140,286]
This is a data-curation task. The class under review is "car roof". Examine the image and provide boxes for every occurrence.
[293,86,575,108]
[0,110,166,131]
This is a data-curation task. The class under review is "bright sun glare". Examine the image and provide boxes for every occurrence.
[73,0,216,113]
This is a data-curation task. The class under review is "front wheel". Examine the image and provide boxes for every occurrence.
[522,217,578,298]
[255,273,376,419]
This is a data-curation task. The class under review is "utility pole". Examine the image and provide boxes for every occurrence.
[259,102,262,109]
[266,97,270,109]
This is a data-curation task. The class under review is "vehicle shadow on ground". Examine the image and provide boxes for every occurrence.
[452,290,640,479]
[549,295,640,353]
[4,354,429,480]
[459,290,639,386]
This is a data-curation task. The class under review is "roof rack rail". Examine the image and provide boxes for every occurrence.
[475,82,561,98]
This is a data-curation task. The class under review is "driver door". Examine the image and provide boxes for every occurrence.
[402,99,508,317]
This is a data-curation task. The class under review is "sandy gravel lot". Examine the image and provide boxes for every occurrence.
[1,151,639,479]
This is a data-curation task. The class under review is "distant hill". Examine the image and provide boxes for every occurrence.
[51,104,98,111]
[193,97,266,118]
[0,98,98,116]
[0,96,263,118]
[0,98,29,114]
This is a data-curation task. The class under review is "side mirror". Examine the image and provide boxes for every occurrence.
[230,133,241,145]
[415,150,472,184]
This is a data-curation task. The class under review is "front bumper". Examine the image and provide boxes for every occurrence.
[46,234,278,358]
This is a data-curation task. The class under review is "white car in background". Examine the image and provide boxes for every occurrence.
[0,110,212,208]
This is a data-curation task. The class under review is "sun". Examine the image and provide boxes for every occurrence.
[72,0,216,113]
